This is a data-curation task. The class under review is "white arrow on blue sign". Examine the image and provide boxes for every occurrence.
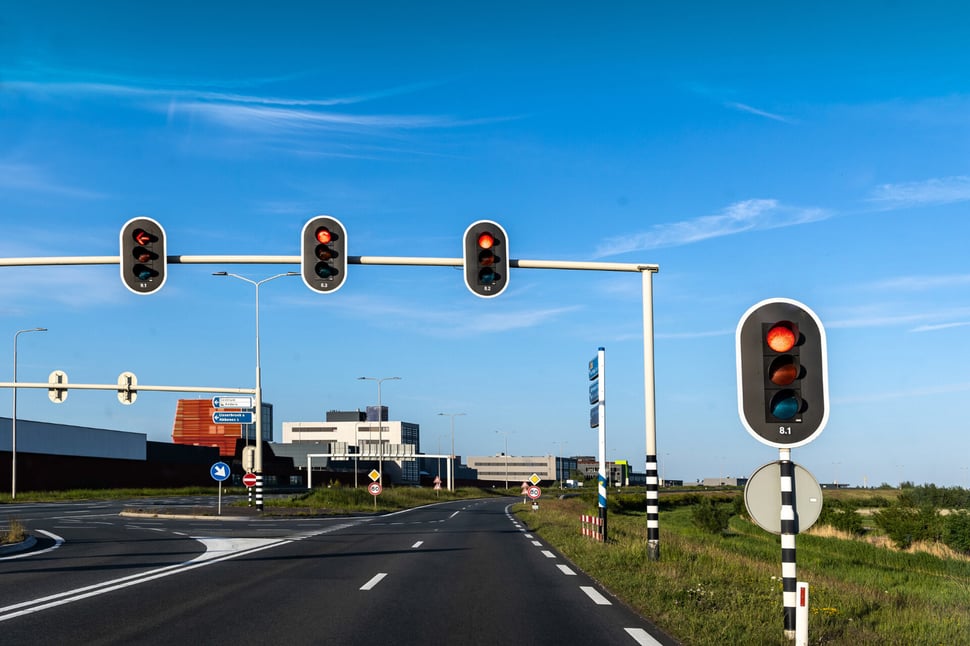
[210,461,231,482]
[213,411,254,424]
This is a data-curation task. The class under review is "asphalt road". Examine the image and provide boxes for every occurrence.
[0,496,676,645]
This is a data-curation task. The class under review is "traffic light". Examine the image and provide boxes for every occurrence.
[301,216,347,293]
[120,217,167,295]
[736,298,829,448]
[463,220,509,298]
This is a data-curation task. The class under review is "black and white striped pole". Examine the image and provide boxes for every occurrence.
[779,450,797,639]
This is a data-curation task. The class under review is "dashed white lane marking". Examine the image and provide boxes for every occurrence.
[360,573,388,591]
[531,540,542,547]
[541,550,556,559]
[411,541,424,549]
[556,564,576,575]
[580,586,612,606]
[624,627,664,645]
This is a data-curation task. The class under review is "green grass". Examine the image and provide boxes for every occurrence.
[516,495,970,646]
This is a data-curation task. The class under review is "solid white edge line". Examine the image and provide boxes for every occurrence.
[624,627,664,646]
[360,573,388,591]
[580,586,612,606]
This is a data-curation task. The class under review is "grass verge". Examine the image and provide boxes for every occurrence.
[515,494,970,646]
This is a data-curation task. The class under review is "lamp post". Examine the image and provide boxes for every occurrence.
[212,271,298,511]
[358,376,401,484]
[12,327,47,499]
[496,430,510,489]
[437,412,465,492]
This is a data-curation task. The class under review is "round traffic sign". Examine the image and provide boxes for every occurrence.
[210,461,231,482]
[368,482,383,496]
[527,486,541,500]
[242,473,258,487]
[744,461,823,534]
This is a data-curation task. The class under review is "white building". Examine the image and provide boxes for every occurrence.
[282,411,421,484]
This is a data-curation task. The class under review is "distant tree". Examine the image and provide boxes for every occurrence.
[943,511,970,553]
[872,504,943,549]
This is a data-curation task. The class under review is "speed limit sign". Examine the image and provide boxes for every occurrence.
[527,486,541,500]
[368,482,382,496]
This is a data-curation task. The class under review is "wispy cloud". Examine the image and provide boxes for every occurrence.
[0,161,105,199]
[595,199,831,257]
[9,78,513,137]
[911,321,970,333]
[723,101,797,124]
[867,175,970,209]
[285,291,581,337]
[867,274,970,292]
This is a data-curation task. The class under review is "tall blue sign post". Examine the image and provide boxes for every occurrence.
[589,347,607,542]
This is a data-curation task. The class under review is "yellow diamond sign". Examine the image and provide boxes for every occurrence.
[529,473,541,486]
[369,469,381,482]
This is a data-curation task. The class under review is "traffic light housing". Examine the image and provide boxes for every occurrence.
[120,217,167,295]
[736,298,829,448]
[463,220,509,298]
[301,216,347,293]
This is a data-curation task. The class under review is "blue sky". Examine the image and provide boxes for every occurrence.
[2,2,969,487]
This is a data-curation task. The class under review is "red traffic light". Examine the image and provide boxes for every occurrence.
[477,232,495,249]
[766,322,797,353]
[316,227,333,244]
[133,229,154,246]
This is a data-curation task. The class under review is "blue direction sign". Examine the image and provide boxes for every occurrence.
[213,411,254,424]
[210,461,231,482]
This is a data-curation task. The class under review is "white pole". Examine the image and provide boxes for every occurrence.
[642,269,660,560]
[796,581,809,646]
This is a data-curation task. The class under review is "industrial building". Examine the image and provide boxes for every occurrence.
[171,398,273,455]
[0,416,220,492]
[281,408,422,484]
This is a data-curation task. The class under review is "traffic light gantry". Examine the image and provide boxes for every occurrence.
[736,298,829,448]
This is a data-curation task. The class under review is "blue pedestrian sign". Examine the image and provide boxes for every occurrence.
[213,411,254,424]
[210,461,231,482]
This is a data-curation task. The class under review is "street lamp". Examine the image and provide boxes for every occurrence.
[496,430,511,489]
[12,327,47,499]
[358,376,401,484]
[212,271,298,511]
[438,412,465,492]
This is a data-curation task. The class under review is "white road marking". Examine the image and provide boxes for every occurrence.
[541,550,556,558]
[0,537,286,622]
[580,586,612,605]
[360,573,388,590]
[624,627,664,645]
[531,540,542,547]
[412,541,424,549]
[556,564,576,575]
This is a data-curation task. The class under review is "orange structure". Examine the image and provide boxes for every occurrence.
[172,399,243,456]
